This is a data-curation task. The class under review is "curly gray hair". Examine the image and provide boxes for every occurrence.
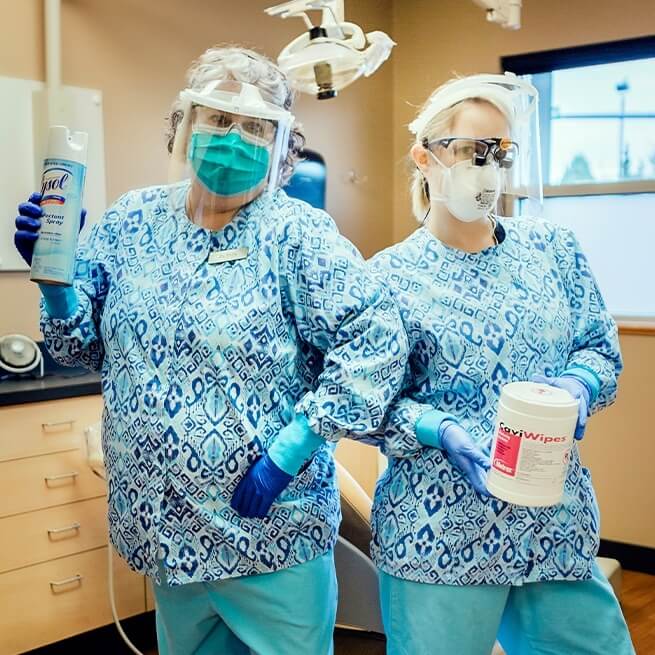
[166,45,305,185]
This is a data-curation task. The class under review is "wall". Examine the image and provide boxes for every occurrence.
[390,0,655,547]
[0,0,394,497]
[579,333,655,548]
[0,0,45,340]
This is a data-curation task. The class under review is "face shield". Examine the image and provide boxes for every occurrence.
[410,73,542,216]
[169,80,294,221]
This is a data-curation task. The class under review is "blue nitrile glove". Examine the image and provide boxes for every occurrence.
[532,373,595,440]
[14,192,87,265]
[14,192,45,266]
[416,410,490,496]
[231,414,324,519]
[14,193,86,319]
[230,453,293,519]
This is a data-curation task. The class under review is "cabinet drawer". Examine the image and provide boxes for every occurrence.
[0,547,145,655]
[0,450,106,518]
[0,497,108,573]
[0,396,103,462]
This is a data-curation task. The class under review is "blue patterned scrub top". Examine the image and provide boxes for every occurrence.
[367,219,622,586]
[41,182,407,585]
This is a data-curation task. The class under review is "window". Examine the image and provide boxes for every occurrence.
[538,193,654,318]
[541,59,655,186]
[503,37,655,320]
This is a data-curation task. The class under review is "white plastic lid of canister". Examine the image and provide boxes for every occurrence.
[501,381,579,418]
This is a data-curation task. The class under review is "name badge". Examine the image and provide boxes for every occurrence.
[208,247,249,265]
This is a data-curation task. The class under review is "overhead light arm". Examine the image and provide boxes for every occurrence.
[266,0,395,100]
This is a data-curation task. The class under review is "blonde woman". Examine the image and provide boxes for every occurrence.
[368,74,634,655]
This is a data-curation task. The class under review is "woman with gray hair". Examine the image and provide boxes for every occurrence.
[14,46,408,654]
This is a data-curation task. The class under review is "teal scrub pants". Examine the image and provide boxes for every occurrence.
[379,560,635,655]
[153,551,337,655]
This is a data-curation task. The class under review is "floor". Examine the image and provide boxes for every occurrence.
[621,571,655,654]
[27,571,654,655]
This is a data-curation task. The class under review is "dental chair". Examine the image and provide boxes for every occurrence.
[333,459,624,653]
[334,460,385,634]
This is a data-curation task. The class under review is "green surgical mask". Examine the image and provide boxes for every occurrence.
[188,131,271,196]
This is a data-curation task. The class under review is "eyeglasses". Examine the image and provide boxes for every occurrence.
[423,137,519,169]
[193,107,277,146]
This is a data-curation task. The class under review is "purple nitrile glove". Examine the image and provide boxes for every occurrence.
[532,374,590,440]
[440,421,491,496]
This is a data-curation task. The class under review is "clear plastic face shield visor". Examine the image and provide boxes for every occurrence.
[410,73,543,216]
[169,80,294,221]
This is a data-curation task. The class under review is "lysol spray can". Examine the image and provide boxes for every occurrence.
[486,381,579,507]
[30,126,88,286]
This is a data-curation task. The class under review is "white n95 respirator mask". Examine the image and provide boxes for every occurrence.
[432,154,501,223]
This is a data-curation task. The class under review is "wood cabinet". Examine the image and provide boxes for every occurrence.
[0,396,147,655]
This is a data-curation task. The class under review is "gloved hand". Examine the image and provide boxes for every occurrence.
[231,453,293,519]
[15,193,87,319]
[440,421,491,496]
[532,374,591,440]
[231,414,324,519]
[14,192,86,265]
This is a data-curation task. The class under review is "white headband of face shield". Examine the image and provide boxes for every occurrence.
[408,73,538,137]
[180,81,295,125]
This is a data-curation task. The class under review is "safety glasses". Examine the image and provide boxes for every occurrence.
[193,106,277,147]
[423,136,519,169]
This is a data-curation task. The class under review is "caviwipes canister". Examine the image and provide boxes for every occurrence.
[486,381,579,507]
[30,126,88,285]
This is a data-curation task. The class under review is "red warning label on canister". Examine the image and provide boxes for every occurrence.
[492,423,521,477]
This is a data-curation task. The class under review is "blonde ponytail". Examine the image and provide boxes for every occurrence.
[411,168,430,223]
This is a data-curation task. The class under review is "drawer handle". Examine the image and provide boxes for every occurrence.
[47,522,81,538]
[49,574,83,592]
[42,420,75,433]
[44,471,79,486]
